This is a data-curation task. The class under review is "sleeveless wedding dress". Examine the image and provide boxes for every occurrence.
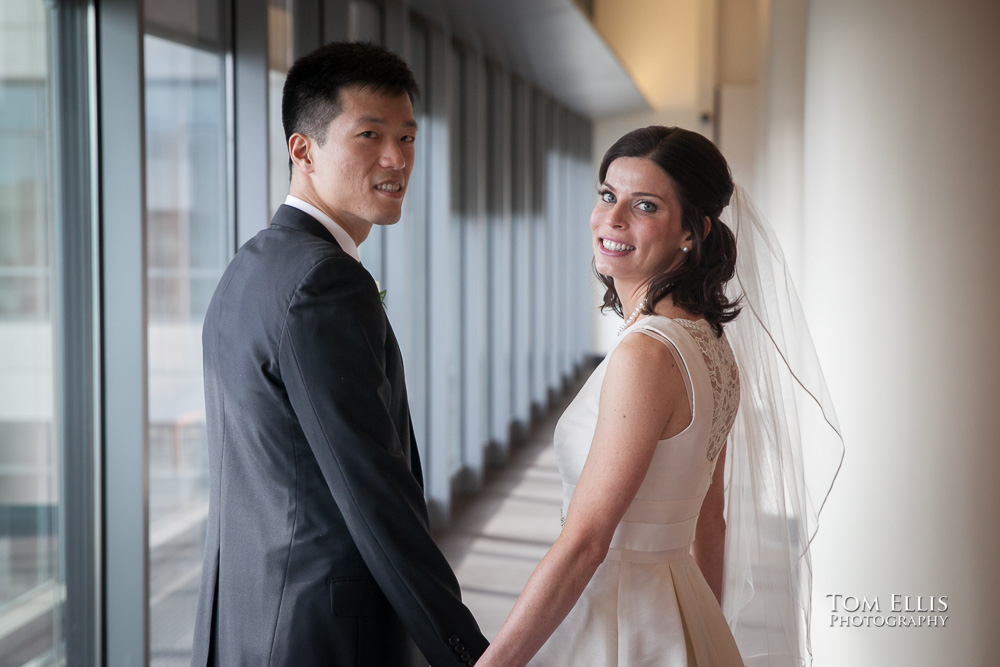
[531,315,745,666]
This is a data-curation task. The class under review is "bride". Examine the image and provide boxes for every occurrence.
[476,126,842,667]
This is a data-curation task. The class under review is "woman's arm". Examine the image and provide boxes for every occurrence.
[690,442,727,605]
[476,333,690,667]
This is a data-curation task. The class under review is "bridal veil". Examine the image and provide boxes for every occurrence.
[720,187,844,667]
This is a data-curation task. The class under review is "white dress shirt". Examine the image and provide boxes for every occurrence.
[283,195,361,263]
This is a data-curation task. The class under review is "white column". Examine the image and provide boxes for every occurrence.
[803,1,1000,664]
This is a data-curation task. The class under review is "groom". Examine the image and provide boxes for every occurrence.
[190,42,487,666]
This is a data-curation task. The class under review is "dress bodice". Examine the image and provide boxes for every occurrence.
[534,315,746,666]
[553,316,740,555]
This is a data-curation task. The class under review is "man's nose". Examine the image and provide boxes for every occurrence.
[380,140,406,169]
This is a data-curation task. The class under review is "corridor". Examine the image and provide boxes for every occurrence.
[438,384,581,637]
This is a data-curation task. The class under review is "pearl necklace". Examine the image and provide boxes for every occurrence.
[618,297,648,335]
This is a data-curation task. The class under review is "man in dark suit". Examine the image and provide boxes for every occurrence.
[190,42,487,666]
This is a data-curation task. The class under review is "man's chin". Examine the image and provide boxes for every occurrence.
[371,208,404,226]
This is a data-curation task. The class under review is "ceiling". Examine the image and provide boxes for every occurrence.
[404,0,650,119]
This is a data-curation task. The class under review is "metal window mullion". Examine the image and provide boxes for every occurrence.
[460,49,486,489]
[234,0,269,248]
[97,0,149,663]
[52,0,100,663]
[424,23,454,529]
[321,0,349,45]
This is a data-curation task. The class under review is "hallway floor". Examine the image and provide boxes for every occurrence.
[437,386,580,638]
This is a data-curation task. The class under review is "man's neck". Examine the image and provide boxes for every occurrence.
[287,185,371,247]
[283,194,364,262]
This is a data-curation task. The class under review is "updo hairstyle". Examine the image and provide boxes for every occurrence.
[596,126,741,336]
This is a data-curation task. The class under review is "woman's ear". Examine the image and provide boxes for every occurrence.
[680,226,695,250]
[702,215,712,240]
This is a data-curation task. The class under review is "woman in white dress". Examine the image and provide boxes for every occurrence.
[478,126,747,667]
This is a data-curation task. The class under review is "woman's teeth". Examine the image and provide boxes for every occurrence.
[602,239,635,251]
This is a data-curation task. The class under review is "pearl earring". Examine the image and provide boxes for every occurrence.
[681,246,689,253]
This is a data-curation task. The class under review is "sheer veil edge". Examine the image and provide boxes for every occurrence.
[720,186,845,667]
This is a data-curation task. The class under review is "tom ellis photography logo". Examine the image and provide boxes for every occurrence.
[826,594,949,628]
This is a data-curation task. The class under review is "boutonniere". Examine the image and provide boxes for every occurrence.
[375,281,387,305]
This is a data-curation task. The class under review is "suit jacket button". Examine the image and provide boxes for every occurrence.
[460,651,471,662]
[448,635,461,646]
[454,643,465,653]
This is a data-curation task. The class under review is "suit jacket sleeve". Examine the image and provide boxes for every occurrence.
[277,255,488,665]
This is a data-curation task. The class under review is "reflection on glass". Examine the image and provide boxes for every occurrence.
[144,19,230,664]
[0,0,63,663]
[268,0,295,217]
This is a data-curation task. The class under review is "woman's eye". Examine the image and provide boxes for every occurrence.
[600,190,616,204]
[637,200,657,213]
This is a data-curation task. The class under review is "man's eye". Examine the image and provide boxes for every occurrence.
[360,131,377,138]
[401,135,415,143]
[637,200,657,213]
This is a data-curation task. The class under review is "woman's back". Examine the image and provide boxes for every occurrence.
[533,316,743,666]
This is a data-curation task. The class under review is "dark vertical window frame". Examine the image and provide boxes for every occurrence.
[488,64,514,458]
[294,0,322,57]
[380,0,410,296]
[347,0,387,282]
[234,0,269,248]
[51,0,102,662]
[424,22,455,530]
[96,0,149,663]
[458,43,487,492]
[530,93,548,414]
[404,14,433,504]
[321,0,349,45]
[510,77,532,432]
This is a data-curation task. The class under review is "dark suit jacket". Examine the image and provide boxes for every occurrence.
[191,205,487,666]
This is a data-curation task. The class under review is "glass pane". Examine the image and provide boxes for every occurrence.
[268,0,294,216]
[0,0,63,663]
[144,8,230,662]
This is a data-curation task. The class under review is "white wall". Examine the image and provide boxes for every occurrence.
[803,1,1000,665]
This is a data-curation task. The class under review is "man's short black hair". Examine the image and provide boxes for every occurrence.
[281,41,419,148]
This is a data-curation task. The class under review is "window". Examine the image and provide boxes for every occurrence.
[0,1,63,663]
[143,1,232,661]
[268,0,295,217]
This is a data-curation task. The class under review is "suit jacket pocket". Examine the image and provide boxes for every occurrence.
[327,576,387,618]
[327,576,410,665]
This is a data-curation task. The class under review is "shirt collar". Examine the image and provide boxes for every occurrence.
[283,195,361,263]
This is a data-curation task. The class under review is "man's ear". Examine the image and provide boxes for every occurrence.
[288,133,313,173]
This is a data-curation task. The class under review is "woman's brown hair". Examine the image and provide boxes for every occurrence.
[596,126,740,336]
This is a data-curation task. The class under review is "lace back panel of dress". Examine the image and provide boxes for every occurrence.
[675,320,741,461]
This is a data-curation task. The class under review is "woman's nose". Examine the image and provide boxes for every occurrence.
[607,203,627,228]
